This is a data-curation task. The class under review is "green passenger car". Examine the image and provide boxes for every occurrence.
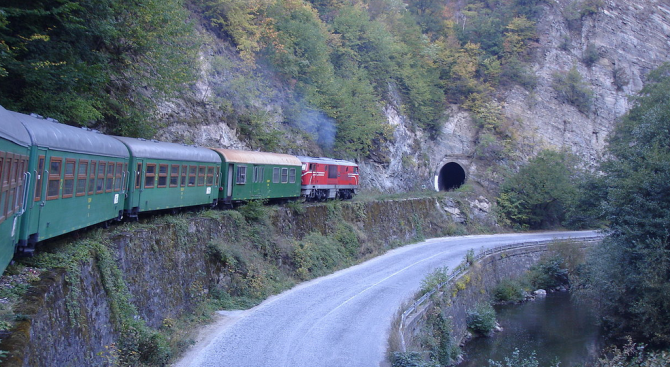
[0,107,32,269]
[113,137,221,217]
[210,148,301,205]
[11,111,130,248]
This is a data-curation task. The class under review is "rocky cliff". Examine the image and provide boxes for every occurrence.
[155,0,670,194]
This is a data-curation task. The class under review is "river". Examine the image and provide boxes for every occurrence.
[459,291,604,367]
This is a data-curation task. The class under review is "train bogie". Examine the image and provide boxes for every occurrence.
[113,137,221,217]
[297,156,358,201]
[210,149,302,205]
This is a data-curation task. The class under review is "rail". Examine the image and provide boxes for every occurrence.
[397,235,603,352]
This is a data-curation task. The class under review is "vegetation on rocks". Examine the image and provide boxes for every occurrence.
[0,0,553,158]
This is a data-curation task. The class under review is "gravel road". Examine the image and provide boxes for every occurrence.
[174,230,600,367]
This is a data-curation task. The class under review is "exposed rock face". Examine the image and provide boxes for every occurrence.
[153,1,670,193]
[382,0,670,190]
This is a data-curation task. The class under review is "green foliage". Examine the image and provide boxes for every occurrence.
[497,149,582,229]
[466,302,497,335]
[237,199,268,223]
[488,349,547,367]
[292,232,346,280]
[392,351,435,367]
[420,266,449,295]
[527,256,568,290]
[422,311,460,366]
[552,65,593,114]
[493,279,525,303]
[585,63,670,346]
[583,43,600,67]
[595,337,670,367]
[0,0,198,136]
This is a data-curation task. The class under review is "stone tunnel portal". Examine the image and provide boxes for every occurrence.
[436,162,466,191]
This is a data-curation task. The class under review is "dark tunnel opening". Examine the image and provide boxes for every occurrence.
[437,162,466,191]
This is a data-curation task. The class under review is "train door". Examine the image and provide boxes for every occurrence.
[132,159,144,215]
[251,165,262,198]
[226,163,234,200]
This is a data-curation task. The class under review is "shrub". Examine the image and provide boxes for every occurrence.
[392,352,432,367]
[493,279,525,303]
[237,200,268,223]
[527,256,568,290]
[552,65,593,114]
[420,266,449,295]
[466,302,497,335]
[423,311,460,365]
[488,348,543,367]
[582,43,599,67]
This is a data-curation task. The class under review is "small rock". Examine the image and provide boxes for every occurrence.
[534,289,547,297]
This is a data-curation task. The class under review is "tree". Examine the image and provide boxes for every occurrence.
[497,149,581,229]
[587,63,670,346]
[0,0,198,136]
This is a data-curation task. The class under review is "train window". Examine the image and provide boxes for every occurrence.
[158,164,168,188]
[145,164,156,188]
[16,157,26,211]
[76,160,88,196]
[354,167,359,174]
[206,166,214,186]
[236,166,247,184]
[47,157,62,200]
[310,163,316,171]
[5,156,15,216]
[281,168,288,183]
[105,162,115,192]
[32,156,43,202]
[115,163,123,191]
[188,166,196,186]
[7,156,18,214]
[135,163,142,189]
[96,162,106,193]
[197,166,206,186]
[181,165,187,187]
[328,165,338,179]
[62,159,76,198]
[272,167,279,183]
[170,165,179,187]
[88,162,97,195]
[253,166,259,183]
[289,168,296,184]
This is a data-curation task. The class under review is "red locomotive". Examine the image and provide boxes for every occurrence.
[298,156,359,200]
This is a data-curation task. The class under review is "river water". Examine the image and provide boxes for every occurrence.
[459,291,604,367]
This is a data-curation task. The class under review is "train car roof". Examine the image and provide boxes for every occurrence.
[113,136,221,163]
[296,156,358,167]
[210,148,302,166]
[0,106,31,147]
[10,111,129,158]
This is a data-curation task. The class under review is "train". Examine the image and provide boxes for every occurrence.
[0,105,359,275]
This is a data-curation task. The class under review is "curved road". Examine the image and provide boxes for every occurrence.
[174,231,600,367]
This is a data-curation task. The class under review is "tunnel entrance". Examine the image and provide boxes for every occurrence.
[437,162,466,191]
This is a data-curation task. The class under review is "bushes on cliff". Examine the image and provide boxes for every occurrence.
[552,66,594,114]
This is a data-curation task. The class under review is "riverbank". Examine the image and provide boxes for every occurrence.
[388,237,600,366]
